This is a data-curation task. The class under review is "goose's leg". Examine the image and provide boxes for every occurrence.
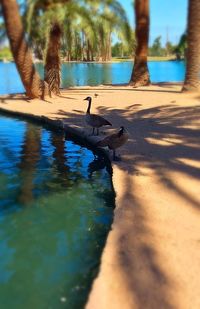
[92,127,95,135]
[97,128,99,136]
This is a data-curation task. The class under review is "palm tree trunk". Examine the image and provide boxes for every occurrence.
[44,22,62,96]
[86,40,90,61]
[81,31,86,61]
[129,0,150,87]
[66,51,71,62]
[108,32,112,61]
[91,50,94,62]
[1,0,48,98]
[106,32,111,61]
[182,0,200,92]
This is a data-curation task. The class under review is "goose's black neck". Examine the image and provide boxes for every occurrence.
[86,98,92,114]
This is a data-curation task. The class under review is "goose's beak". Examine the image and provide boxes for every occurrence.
[84,98,88,101]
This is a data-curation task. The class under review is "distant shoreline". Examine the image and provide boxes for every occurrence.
[0,56,184,64]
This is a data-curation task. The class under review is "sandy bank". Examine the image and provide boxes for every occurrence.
[1,83,200,309]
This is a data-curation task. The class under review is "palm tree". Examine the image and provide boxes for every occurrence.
[90,0,132,62]
[25,0,96,92]
[182,0,200,92]
[129,0,150,87]
[44,21,62,95]
[25,0,67,95]
[174,33,187,60]
[61,2,97,61]
[25,0,131,62]
[0,0,48,98]
[21,0,131,94]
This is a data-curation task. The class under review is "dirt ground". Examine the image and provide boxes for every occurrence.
[1,83,200,309]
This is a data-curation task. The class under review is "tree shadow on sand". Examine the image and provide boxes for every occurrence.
[96,103,200,207]
[98,103,200,308]
[52,101,200,308]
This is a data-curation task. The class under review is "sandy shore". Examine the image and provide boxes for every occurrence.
[1,83,200,309]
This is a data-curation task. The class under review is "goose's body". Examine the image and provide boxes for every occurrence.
[84,96,112,135]
[96,126,129,160]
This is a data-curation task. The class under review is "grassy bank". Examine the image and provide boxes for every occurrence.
[0,46,177,64]
[112,56,176,62]
[0,47,13,61]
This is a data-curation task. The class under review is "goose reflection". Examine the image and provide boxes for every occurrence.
[87,155,112,179]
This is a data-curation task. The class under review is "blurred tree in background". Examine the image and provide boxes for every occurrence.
[174,33,187,60]
[149,36,163,57]
[24,0,133,93]
[23,0,132,62]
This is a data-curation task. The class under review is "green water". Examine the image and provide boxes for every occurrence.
[0,115,114,308]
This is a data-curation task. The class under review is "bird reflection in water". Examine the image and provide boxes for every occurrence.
[88,155,112,179]
[88,155,115,209]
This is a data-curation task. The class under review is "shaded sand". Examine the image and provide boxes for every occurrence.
[1,83,200,309]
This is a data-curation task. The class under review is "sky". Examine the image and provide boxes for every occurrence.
[118,0,188,46]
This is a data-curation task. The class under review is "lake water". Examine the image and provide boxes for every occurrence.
[0,115,114,309]
[0,61,185,95]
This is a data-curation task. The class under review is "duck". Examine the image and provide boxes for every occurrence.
[96,126,129,160]
[84,96,112,135]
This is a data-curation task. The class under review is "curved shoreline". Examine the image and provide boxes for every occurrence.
[1,84,200,309]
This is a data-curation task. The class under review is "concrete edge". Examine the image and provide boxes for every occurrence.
[0,105,110,156]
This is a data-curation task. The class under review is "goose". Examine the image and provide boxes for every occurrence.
[84,96,112,135]
[96,126,129,160]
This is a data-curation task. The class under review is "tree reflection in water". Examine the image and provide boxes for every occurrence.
[18,123,41,205]
[0,115,114,309]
